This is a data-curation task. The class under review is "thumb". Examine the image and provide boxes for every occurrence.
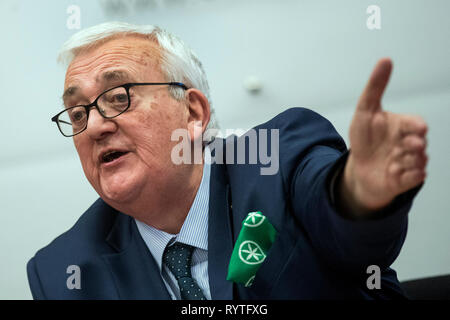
[357,57,393,112]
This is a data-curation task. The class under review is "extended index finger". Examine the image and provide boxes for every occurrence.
[357,58,393,112]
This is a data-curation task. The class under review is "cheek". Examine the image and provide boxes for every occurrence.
[133,101,187,148]
[74,139,97,179]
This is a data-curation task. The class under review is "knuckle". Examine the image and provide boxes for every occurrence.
[389,162,402,175]
[411,115,428,133]
[404,135,425,150]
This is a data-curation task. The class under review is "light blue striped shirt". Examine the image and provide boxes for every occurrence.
[135,148,211,300]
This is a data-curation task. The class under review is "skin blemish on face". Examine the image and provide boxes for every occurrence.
[137,48,156,67]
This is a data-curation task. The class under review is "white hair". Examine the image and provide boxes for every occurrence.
[58,21,218,130]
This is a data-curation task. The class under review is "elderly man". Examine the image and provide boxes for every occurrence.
[27,22,428,300]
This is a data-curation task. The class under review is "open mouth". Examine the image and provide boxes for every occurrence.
[101,151,129,164]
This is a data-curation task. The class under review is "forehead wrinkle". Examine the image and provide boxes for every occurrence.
[66,52,142,85]
[66,37,162,82]
[63,37,164,106]
[64,40,162,94]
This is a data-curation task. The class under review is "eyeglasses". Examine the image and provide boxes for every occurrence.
[52,82,188,137]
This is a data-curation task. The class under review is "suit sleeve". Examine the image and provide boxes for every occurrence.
[274,108,418,274]
[27,257,47,300]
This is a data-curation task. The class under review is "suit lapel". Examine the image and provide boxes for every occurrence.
[208,162,235,300]
[102,211,171,299]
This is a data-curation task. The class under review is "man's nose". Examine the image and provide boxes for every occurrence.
[85,107,117,140]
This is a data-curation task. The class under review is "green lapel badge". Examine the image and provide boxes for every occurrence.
[226,211,277,287]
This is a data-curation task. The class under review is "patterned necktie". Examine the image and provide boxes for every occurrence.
[163,242,206,300]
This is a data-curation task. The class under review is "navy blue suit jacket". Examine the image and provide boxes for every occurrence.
[27,108,418,299]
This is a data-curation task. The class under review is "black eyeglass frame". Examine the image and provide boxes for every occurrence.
[51,82,189,137]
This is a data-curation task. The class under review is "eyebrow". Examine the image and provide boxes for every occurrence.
[101,70,132,82]
[62,70,133,105]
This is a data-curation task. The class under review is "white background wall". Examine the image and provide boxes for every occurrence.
[0,0,448,299]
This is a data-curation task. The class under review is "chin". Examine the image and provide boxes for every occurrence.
[98,178,140,206]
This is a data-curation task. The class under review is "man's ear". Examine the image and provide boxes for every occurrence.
[186,88,211,141]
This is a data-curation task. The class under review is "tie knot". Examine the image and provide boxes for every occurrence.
[163,242,194,280]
